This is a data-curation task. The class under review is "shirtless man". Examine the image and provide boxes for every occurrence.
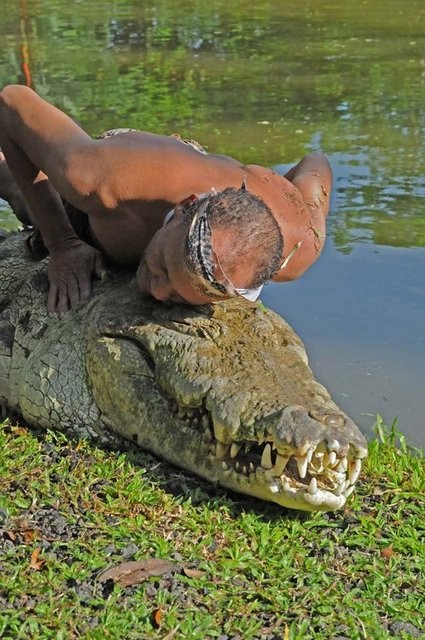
[0,84,332,314]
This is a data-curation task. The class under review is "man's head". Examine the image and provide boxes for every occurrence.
[137,186,283,304]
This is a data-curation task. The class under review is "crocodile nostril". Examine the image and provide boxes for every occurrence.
[309,409,344,428]
[324,414,344,428]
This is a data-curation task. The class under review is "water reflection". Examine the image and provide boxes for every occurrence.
[326,154,425,251]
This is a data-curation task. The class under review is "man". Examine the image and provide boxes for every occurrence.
[0,84,332,314]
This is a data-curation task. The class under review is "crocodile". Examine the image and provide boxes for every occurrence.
[0,230,367,512]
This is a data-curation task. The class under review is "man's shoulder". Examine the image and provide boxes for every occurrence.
[244,164,297,193]
[243,165,305,213]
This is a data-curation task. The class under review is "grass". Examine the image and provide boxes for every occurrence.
[0,415,423,640]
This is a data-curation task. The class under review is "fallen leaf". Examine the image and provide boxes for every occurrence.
[97,558,177,588]
[152,608,162,628]
[380,545,394,559]
[22,529,38,544]
[182,567,207,580]
[11,426,28,436]
[30,548,45,571]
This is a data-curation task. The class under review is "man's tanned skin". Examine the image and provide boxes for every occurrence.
[0,85,332,313]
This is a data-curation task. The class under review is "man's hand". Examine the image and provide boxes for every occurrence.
[47,240,107,316]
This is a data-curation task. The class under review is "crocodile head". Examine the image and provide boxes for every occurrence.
[87,295,367,512]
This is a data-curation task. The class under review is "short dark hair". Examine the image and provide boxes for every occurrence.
[182,187,283,294]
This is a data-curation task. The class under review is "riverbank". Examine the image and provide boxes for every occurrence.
[0,417,423,640]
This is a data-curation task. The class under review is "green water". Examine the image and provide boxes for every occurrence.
[0,0,424,445]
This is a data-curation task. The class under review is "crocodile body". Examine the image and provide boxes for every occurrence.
[0,231,367,511]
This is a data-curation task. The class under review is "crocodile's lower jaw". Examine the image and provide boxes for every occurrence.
[209,434,362,512]
[168,400,365,512]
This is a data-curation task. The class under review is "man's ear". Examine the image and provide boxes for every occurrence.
[180,194,198,206]
[174,193,198,216]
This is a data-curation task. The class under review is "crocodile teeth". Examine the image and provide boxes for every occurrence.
[327,439,340,452]
[307,477,318,495]
[249,462,255,473]
[329,451,337,466]
[264,469,275,482]
[201,415,210,429]
[348,458,362,485]
[215,441,229,459]
[324,451,338,468]
[203,428,213,443]
[344,484,356,498]
[222,461,229,470]
[336,457,348,473]
[296,453,308,479]
[230,442,241,459]
[342,479,351,492]
[332,471,346,483]
[281,477,291,491]
[261,443,273,469]
[334,477,350,494]
[335,482,345,496]
[274,454,289,476]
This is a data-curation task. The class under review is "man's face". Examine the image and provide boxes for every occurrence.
[136,206,228,305]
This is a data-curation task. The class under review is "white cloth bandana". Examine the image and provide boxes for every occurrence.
[163,197,263,302]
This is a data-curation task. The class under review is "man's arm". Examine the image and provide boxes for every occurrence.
[0,151,32,226]
[272,153,332,283]
[0,85,106,315]
[284,153,332,219]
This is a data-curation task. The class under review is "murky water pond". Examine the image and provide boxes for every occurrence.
[0,0,424,447]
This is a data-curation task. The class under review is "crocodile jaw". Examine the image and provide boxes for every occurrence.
[168,403,367,512]
[109,394,367,513]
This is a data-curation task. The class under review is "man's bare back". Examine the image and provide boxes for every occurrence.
[0,85,332,313]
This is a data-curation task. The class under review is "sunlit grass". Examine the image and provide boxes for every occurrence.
[0,417,423,640]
